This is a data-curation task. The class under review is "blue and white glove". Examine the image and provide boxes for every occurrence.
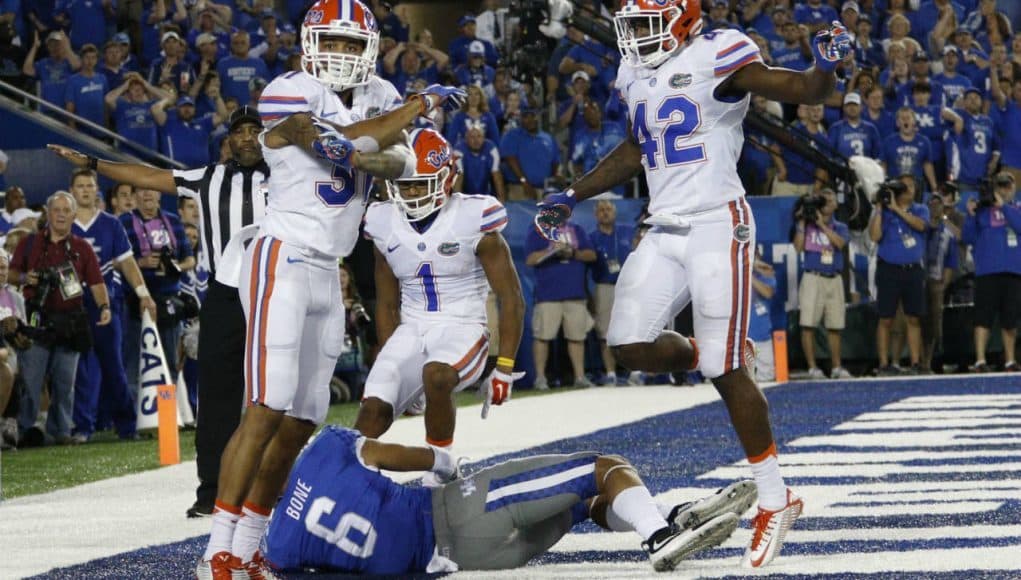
[414,84,468,115]
[480,369,526,419]
[811,21,852,73]
[534,189,578,242]
[311,120,356,170]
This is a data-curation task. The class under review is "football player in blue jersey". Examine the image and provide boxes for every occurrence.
[262,426,757,574]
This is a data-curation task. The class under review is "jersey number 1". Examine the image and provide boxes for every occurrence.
[416,262,440,312]
[632,96,706,169]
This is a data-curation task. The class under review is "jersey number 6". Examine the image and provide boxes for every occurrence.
[632,95,706,169]
[315,165,359,207]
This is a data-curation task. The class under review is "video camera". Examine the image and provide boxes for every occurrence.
[876,180,906,207]
[157,247,182,281]
[978,174,1015,208]
[26,268,61,328]
[796,193,826,223]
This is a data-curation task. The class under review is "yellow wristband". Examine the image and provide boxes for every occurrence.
[496,357,515,369]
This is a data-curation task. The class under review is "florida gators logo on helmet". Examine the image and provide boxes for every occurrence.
[614,0,702,69]
[387,128,459,222]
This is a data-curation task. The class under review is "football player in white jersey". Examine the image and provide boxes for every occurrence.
[198,1,467,578]
[356,128,525,476]
[534,0,852,569]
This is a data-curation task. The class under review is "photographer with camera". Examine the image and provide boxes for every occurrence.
[794,188,853,379]
[962,172,1021,372]
[869,179,930,375]
[10,191,110,446]
[120,188,195,399]
[922,190,960,373]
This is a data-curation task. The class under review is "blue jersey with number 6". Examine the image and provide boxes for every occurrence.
[616,28,762,216]
[263,426,436,574]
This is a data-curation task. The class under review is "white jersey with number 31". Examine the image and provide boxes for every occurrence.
[617,29,762,217]
[257,70,402,258]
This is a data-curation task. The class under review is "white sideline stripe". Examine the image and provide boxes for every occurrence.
[485,464,595,504]
[789,429,1020,448]
[834,417,1021,430]
[854,410,1021,420]
[700,462,1021,479]
[775,450,1021,464]
[892,395,1021,403]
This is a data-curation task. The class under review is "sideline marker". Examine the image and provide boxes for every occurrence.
[157,383,180,465]
[773,330,789,383]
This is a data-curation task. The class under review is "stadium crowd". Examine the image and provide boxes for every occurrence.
[0,0,1020,450]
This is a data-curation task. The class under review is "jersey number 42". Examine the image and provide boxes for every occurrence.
[632,95,706,169]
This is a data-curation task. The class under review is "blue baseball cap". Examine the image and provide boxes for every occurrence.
[964,87,983,98]
[281,22,296,35]
[177,96,195,107]
[458,14,476,27]
[112,32,130,45]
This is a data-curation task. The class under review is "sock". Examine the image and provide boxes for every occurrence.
[611,486,670,541]
[605,501,673,532]
[748,443,787,510]
[231,501,272,563]
[426,436,453,450]
[203,501,241,561]
[606,372,617,379]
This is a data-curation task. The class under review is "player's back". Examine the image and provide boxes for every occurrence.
[617,29,761,216]
[363,193,507,326]
[257,71,373,259]
[263,426,435,574]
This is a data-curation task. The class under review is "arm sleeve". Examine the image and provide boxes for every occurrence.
[712,30,763,80]
[479,198,508,234]
[258,74,318,130]
[172,166,208,196]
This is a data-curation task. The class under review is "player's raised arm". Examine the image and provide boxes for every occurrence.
[47,144,177,193]
[721,21,851,105]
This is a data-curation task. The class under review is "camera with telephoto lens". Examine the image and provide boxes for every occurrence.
[26,268,61,327]
[798,193,825,223]
[876,179,905,207]
[158,247,182,281]
[350,302,371,330]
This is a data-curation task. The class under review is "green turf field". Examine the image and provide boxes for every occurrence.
[0,388,561,499]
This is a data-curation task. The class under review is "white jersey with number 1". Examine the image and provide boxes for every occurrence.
[256,70,402,258]
[617,28,762,217]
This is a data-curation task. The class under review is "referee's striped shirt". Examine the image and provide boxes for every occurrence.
[173,160,270,275]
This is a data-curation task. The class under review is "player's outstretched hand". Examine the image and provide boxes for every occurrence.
[414,84,468,116]
[534,189,578,242]
[480,369,526,419]
[311,119,356,170]
[811,21,852,73]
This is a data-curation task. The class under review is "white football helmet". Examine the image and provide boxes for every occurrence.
[386,128,458,222]
[301,0,379,91]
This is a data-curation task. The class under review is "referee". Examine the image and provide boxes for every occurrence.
[48,106,268,517]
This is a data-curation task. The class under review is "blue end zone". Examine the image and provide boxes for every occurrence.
[37,375,1021,578]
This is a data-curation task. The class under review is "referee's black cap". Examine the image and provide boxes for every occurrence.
[229,105,262,132]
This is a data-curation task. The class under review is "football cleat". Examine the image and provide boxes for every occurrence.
[643,513,740,572]
[669,480,757,531]
[742,488,804,568]
[236,551,279,580]
[196,551,239,580]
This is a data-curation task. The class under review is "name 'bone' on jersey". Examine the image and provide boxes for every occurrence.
[256,70,402,258]
[617,28,762,217]
[363,193,508,326]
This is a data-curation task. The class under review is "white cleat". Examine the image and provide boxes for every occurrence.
[669,480,758,531]
[741,488,804,568]
[644,513,740,572]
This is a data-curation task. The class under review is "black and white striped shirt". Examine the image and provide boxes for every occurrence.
[173,160,270,275]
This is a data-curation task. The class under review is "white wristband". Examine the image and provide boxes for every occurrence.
[430,446,456,479]
[135,284,151,299]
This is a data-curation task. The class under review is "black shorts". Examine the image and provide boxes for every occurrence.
[876,260,926,318]
[974,273,1021,330]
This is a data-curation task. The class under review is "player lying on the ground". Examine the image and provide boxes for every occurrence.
[355,128,525,473]
[261,425,758,574]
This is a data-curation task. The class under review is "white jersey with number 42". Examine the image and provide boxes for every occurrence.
[617,29,762,217]
[257,70,402,258]
[363,193,508,326]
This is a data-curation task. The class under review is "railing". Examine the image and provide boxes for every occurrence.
[0,78,186,170]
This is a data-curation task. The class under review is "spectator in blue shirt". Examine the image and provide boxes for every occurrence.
[863,85,896,139]
[853,14,886,68]
[950,87,999,206]
[500,108,560,199]
[153,95,221,168]
[741,97,786,197]
[448,15,497,68]
[868,179,930,375]
[370,0,409,43]
[921,191,960,372]
[454,124,504,200]
[149,31,196,95]
[105,71,174,153]
[120,187,196,396]
[882,107,939,195]
[98,39,127,90]
[557,71,593,152]
[558,36,617,105]
[960,0,1011,53]
[705,0,742,32]
[382,41,446,95]
[794,0,839,34]
[913,0,966,47]
[989,66,1021,189]
[0,0,24,44]
[772,21,812,71]
[217,30,268,105]
[453,40,495,90]
[896,52,944,107]
[748,255,777,382]
[186,7,230,58]
[570,100,626,196]
[588,200,633,386]
[934,46,974,106]
[191,33,222,92]
[793,188,853,379]
[54,0,107,51]
[829,92,881,159]
[525,220,597,390]
[445,84,500,147]
[23,30,80,110]
[64,44,108,132]
[961,172,1021,372]
[760,5,790,54]
[910,81,962,181]
[952,28,990,88]
[775,104,826,196]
